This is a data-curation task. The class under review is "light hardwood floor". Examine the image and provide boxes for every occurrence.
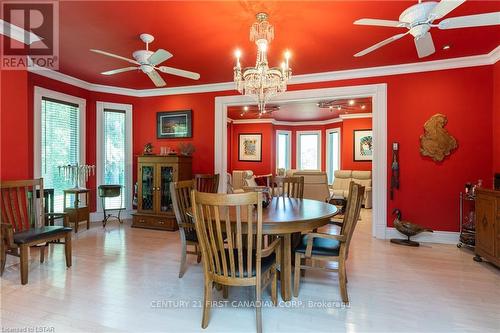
[1,210,499,333]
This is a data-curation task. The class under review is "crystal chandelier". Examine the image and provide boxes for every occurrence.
[233,13,291,115]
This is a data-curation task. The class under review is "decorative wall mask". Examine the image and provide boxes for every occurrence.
[420,113,457,162]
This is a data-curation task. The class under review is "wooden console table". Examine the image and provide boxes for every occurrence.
[64,188,90,233]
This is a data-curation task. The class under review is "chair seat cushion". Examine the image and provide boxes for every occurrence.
[220,249,276,277]
[13,226,72,244]
[294,234,340,256]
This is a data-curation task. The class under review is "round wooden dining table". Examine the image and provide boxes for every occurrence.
[188,197,338,301]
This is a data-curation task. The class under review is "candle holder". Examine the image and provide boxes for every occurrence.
[58,164,95,189]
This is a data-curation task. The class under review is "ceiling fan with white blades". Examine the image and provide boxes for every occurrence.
[90,33,200,87]
[353,0,500,58]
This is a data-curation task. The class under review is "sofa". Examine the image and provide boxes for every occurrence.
[331,170,372,208]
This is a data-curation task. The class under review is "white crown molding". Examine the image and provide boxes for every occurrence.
[340,112,373,120]
[28,46,499,97]
[385,227,459,245]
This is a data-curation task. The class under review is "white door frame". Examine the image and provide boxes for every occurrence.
[95,101,133,213]
[214,84,387,239]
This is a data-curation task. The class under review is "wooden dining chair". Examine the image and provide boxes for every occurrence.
[293,183,365,303]
[270,176,304,199]
[0,179,72,284]
[191,190,280,333]
[195,174,220,193]
[170,179,201,278]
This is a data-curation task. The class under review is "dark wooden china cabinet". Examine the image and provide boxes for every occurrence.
[132,155,192,231]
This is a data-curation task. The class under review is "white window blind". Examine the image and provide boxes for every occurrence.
[276,131,291,171]
[326,130,340,184]
[298,132,321,170]
[41,97,80,212]
[103,109,126,209]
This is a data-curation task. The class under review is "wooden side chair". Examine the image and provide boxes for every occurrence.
[293,183,365,303]
[0,179,72,285]
[195,174,220,193]
[270,176,304,199]
[191,190,280,333]
[170,179,201,278]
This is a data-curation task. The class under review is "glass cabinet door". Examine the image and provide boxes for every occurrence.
[157,164,174,214]
[139,163,155,213]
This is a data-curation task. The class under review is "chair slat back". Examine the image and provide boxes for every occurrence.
[170,180,195,231]
[191,191,263,280]
[0,179,44,232]
[341,182,365,251]
[195,174,220,193]
[271,176,304,199]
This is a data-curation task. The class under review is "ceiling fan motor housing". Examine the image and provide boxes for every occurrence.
[132,50,155,72]
[400,1,437,37]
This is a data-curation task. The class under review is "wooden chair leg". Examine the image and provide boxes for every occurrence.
[300,257,306,277]
[222,285,228,299]
[293,252,301,297]
[39,244,45,263]
[256,279,262,333]
[0,240,6,276]
[179,233,187,278]
[271,266,277,306]
[338,259,348,304]
[20,245,29,285]
[196,244,202,263]
[202,280,212,329]
[64,234,72,268]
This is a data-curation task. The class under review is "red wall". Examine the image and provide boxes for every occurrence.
[1,70,29,180]
[0,65,495,232]
[230,122,275,175]
[493,62,500,174]
[341,118,373,171]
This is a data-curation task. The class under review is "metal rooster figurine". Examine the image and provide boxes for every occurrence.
[390,209,433,247]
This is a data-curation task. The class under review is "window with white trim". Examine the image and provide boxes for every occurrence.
[297,131,321,170]
[96,102,133,212]
[276,130,291,171]
[34,88,86,212]
[326,128,341,184]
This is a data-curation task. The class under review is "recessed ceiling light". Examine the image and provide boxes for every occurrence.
[240,113,244,116]
[361,105,366,109]
[329,106,333,109]
[348,99,355,106]
[443,45,451,50]
[243,106,249,111]
[337,106,341,110]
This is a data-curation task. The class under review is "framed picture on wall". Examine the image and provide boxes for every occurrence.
[238,133,262,162]
[353,129,373,161]
[157,110,192,138]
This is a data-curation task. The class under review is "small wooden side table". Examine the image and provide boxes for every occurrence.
[63,188,90,233]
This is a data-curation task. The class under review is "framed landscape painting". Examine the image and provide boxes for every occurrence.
[157,110,192,138]
[353,129,373,161]
[238,133,262,162]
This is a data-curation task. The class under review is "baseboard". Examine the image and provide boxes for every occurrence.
[89,210,136,222]
[385,227,459,245]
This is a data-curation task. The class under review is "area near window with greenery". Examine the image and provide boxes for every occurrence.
[103,109,126,209]
[41,97,80,211]
[297,132,320,170]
